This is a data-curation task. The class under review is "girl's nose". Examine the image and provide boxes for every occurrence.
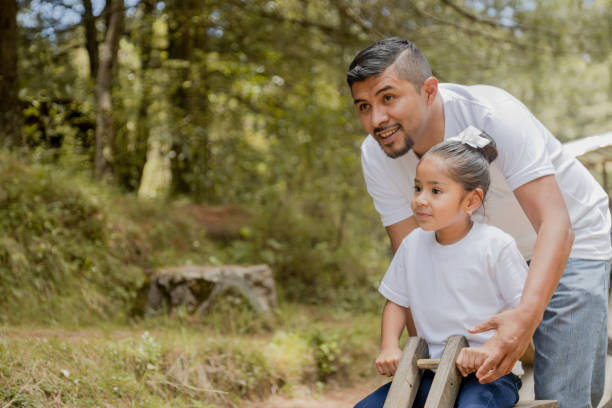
[414,194,428,206]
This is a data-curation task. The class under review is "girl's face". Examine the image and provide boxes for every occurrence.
[411,155,481,245]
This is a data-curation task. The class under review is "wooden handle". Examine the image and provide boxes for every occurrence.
[416,358,440,370]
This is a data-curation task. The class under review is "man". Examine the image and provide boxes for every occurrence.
[348,37,611,407]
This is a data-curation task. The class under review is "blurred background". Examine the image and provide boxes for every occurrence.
[1,0,612,407]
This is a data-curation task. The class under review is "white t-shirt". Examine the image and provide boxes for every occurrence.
[361,83,612,260]
[379,222,528,360]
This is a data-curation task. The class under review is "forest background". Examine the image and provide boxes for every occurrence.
[1,0,612,407]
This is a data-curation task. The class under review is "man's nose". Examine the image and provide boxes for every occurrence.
[371,105,389,128]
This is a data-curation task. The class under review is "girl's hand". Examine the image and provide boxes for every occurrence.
[455,347,490,377]
[375,346,403,377]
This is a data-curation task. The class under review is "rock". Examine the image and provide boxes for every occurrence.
[145,264,277,316]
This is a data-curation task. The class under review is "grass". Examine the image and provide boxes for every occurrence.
[0,304,382,407]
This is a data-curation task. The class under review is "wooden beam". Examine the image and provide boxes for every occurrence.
[424,335,468,408]
[383,337,429,408]
[416,358,440,370]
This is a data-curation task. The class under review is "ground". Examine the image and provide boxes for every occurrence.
[246,380,384,408]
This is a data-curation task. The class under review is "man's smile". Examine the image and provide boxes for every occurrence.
[375,124,401,140]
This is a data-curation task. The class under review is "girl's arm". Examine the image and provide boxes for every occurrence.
[376,300,408,376]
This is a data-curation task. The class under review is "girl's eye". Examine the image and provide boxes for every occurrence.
[358,103,369,112]
[432,188,442,194]
[414,185,422,192]
[383,94,394,102]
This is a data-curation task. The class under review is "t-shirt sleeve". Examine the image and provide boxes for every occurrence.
[361,141,413,226]
[494,239,528,309]
[483,97,556,190]
[378,241,411,308]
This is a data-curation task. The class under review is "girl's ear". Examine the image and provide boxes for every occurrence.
[465,188,484,214]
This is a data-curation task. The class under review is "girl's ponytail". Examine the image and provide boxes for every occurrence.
[475,131,498,164]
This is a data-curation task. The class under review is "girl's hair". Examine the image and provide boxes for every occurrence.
[421,131,498,197]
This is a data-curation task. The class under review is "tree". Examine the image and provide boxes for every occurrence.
[82,0,99,79]
[0,0,22,147]
[95,0,124,178]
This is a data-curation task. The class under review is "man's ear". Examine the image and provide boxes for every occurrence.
[465,188,484,213]
[422,76,439,106]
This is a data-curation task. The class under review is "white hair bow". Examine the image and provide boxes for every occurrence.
[448,125,491,148]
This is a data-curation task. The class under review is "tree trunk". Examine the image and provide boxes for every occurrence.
[167,0,212,197]
[134,0,155,189]
[82,0,99,79]
[95,0,124,178]
[0,0,22,147]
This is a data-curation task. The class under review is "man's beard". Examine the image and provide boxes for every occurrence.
[380,133,414,159]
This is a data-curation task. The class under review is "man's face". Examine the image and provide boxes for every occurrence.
[351,68,430,158]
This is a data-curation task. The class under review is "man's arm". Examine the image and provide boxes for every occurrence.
[385,216,419,337]
[386,216,419,253]
[471,174,574,383]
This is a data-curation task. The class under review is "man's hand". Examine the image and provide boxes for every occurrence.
[456,347,490,377]
[469,306,539,383]
[375,345,403,377]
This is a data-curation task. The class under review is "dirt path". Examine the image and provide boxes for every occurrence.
[244,380,385,408]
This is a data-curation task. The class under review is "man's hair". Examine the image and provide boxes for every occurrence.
[346,37,432,91]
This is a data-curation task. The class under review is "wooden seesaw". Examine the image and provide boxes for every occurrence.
[382,335,558,408]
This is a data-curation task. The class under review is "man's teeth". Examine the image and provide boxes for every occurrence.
[379,126,399,138]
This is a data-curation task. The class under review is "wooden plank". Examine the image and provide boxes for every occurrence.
[424,335,468,408]
[416,358,439,370]
[383,337,429,408]
[514,401,558,407]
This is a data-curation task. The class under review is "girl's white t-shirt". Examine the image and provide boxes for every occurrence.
[379,222,528,360]
[361,83,612,260]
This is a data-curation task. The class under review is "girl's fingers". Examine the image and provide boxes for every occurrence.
[468,352,476,373]
[456,350,468,377]
[376,360,395,377]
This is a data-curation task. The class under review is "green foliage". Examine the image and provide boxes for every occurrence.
[0,152,138,324]
[310,329,347,381]
[0,148,383,324]
[0,151,222,325]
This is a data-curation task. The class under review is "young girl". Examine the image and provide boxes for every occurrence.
[355,126,527,408]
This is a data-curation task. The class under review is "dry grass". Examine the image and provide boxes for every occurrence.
[0,305,381,407]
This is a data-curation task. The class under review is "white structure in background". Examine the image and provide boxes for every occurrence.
[564,131,612,195]
[564,131,612,159]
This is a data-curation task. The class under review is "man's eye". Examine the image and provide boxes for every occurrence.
[358,103,369,111]
[414,185,421,192]
[383,94,394,102]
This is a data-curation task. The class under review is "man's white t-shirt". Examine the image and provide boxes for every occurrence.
[379,223,528,360]
[361,83,612,260]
